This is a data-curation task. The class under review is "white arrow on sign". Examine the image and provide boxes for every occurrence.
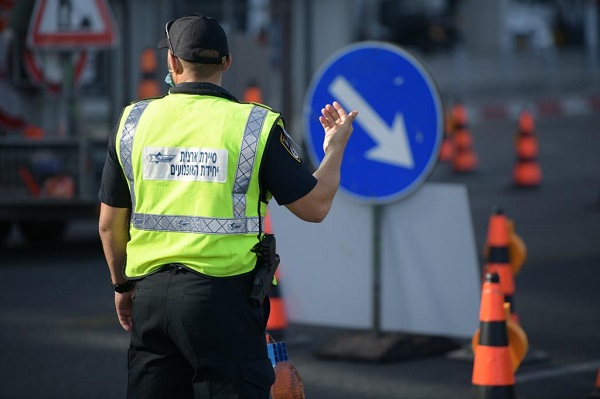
[329,76,414,169]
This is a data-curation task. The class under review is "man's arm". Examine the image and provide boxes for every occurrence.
[285,101,357,222]
[98,203,134,332]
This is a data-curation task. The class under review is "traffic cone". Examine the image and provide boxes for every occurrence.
[586,368,600,398]
[451,103,478,173]
[243,80,263,103]
[484,207,519,324]
[471,272,516,399]
[439,108,455,162]
[517,108,534,135]
[513,109,542,187]
[137,48,161,99]
[483,218,527,276]
[264,209,288,341]
[472,302,528,373]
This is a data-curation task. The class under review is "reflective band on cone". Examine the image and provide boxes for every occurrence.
[484,208,519,324]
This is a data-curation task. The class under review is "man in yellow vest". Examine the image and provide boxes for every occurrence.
[98,14,357,399]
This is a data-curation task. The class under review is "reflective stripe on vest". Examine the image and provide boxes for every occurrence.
[119,103,269,234]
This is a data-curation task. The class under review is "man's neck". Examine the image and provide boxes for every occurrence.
[176,73,222,86]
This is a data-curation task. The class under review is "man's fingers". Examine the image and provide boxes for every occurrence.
[346,110,358,122]
[332,101,348,118]
[320,102,357,128]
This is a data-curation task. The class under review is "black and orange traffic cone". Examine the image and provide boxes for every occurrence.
[483,218,527,277]
[439,108,455,162]
[472,301,528,374]
[451,102,478,173]
[472,272,517,399]
[137,48,161,99]
[513,109,542,187]
[264,209,288,341]
[586,368,600,398]
[483,207,519,324]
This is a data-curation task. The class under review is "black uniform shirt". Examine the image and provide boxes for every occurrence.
[98,82,317,208]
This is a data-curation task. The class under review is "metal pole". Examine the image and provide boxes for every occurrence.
[585,0,599,77]
[372,204,382,336]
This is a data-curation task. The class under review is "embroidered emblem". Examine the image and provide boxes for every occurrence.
[280,129,301,163]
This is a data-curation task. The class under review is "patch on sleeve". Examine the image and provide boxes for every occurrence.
[280,129,302,163]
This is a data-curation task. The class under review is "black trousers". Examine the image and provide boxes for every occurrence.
[127,264,275,399]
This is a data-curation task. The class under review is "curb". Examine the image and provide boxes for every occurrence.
[464,94,600,123]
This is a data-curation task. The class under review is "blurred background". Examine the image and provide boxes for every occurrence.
[0,0,598,243]
[0,1,599,398]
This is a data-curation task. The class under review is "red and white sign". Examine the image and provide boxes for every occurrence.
[27,0,118,49]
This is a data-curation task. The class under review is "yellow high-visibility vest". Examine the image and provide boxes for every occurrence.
[115,93,281,277]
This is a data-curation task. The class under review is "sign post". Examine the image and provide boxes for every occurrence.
[304,42,449,361]
[26,0,119,136]
[27,0,119,50]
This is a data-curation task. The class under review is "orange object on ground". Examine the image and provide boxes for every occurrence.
[267,280,288,342]
[483,219,527,276]
[513,110,542,187]
[452,102,468,128]
[517,109,535,135]
[137,48,161,99]
[452,126,478,172]
[471,273,516,399]
[586,368,600,398]
[439,109,455,162]
[484,208,519,324]
[472,302,528,373]
[264,210,288,341]
[451,102,478,173]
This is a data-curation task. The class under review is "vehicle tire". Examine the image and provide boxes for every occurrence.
[18,220,67,248]
[0,220,12,248]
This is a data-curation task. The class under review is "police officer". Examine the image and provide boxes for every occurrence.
[98,14,357,399]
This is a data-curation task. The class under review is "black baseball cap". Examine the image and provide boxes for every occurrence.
[158,14,229,64]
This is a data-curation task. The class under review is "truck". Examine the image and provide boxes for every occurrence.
[0,0,119,247]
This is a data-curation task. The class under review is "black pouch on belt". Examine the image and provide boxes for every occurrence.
[249,234,280,306]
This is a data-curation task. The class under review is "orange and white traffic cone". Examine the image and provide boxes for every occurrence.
[484,207,519,324]
[471,272,517,399]
[264,209,288,342]
[513,109,542,187]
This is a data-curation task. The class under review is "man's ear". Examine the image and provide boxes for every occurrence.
[222,54,232,73]
[168,51,180,73]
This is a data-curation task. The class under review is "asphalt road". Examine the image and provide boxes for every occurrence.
[1,112,599,399]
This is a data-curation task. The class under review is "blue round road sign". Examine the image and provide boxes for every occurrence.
[304,41,443,204]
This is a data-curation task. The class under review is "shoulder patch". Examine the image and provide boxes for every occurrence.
[280,129,301,163]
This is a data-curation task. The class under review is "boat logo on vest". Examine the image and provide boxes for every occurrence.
[148,152,176,163]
